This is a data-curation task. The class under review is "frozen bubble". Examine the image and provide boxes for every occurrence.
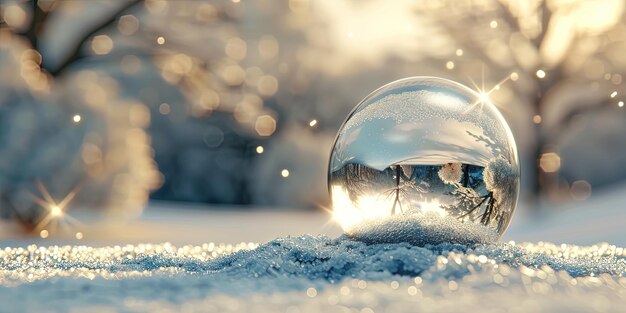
[329,77,520,243]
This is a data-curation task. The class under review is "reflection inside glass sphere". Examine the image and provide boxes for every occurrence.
[329,77,519,242]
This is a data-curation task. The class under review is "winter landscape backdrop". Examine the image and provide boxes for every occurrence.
[0,0,625,312]
[1,0,625,226]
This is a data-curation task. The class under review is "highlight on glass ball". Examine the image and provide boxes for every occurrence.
[328,76,520,244]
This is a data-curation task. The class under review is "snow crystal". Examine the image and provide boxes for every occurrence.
[0,236,625,312]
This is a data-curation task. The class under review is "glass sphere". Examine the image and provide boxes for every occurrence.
[328,77,519,244]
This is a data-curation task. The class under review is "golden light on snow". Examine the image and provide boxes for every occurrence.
[306,287,317,298]
[50,206,62,217]
[330,185,448,231]
[611,74,623,84]
[31,182,82,235]
[225,37,247,60]
[159,103,171,115]
[221,65,245,86]
[478,92,490,103]
[539,152,561,173]
[91,35,113,55]
[418,199,447,216]
[144,0,168,14]
[118,14,139,35]
[331,186,391,230]
[258,35,279,59]
[463,73,512,113]
[536,69,546,79]
[255,115,276,136]
[316,0,420,73]
[257,75,278,97]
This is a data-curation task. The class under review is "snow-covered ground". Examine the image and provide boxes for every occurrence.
[503,184,626,246]
[0,236,624,312]
[0,185,625,312]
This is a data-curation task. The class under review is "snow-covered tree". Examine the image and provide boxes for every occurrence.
[0,32,160,227]
[415,0,626,204]
[438,163,462,185]
[0,0,325,228]
[483,157,516,206]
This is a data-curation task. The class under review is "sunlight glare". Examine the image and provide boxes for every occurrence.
[50,206,62,217]
[479,92,489,103]
[331,185,392,231]
[415,199,447,217]
[331,186,449,231]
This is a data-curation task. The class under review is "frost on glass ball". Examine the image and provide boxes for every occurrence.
[328,77,520,245]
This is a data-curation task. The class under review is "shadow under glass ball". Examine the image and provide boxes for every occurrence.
[328,77,520,244]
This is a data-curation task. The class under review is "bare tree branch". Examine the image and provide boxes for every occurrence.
[45,0,144,76]
[495,0,520,33]
[555,97,618,141]
[533,0,552,48]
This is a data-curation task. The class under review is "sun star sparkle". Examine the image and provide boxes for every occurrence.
[30,181,82,236]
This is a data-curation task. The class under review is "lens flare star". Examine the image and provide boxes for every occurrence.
[30,181,82,236]
[462,69,514,115]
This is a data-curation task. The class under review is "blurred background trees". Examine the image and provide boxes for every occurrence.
[0,0,625,229]
[415,0,626,206]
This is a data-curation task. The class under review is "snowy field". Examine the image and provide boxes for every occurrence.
[0,185,625,312]
[0,236,625,312]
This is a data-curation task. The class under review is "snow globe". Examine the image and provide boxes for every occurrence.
[328,77,520,245]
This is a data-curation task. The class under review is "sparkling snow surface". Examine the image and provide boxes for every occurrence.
[1,235,625,312]
[347,213,499,246]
